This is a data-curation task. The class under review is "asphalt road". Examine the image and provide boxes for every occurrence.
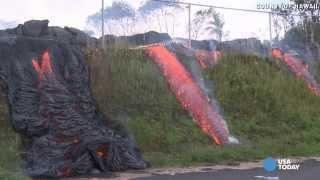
[65,158,320,180]
[133,159,320,180]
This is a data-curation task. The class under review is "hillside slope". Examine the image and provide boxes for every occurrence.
[1,46,320,179]
[87,47,320,165]
[207,54,320,151]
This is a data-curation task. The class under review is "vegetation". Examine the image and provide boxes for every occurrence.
[88,47,320,166]
[207,54,320,154]
[86,0,182,36]
[0,96,30,180]
[192,7,225,41]
[1,46,320,179]
[276,0,320,46]
[87,46,212,152]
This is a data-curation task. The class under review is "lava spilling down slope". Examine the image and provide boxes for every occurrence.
[0,35,147,177]
[271,48,320,96]
[194,49,222,69]
[147,44,230,145]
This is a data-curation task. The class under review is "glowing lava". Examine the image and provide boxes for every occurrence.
[194,50,222,68]
[32,50,53,80]
[147,44,230,145]
[271,48,320,96]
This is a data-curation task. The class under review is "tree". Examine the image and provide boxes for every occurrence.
[191,8,225,41]
[87,1,136,36]
[205,8,225,42]
[295,0,320,44]
[275,0,320,60]
[276,0,320,44]
[138,0,182,34]
[272,14,283,42]
[191,10,207,40]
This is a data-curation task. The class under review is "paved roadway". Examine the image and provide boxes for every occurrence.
[133,159,320,180]
[65,158,320,180]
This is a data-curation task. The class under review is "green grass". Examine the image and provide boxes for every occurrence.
[1,46,320,179]
[0,97,30,180]
[87,47,212,152]
[204,54,320,158]
[88,47,320,166]
[207,54,320,142]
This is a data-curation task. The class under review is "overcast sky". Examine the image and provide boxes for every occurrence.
[0,0,289,40]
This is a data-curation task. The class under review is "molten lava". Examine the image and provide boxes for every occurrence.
[194,50,222,68]
[147,44,229,145]
[27,50,147,177]
[271,48,320,96]
[32,50,53,79]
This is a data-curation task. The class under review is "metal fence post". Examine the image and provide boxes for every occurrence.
[269,12,273,46]
[102,0,105,49]
[188,4,191,48]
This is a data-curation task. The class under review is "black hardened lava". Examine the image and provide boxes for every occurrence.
[0,20,147,178]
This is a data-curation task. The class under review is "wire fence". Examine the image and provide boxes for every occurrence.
[89,0,319,49]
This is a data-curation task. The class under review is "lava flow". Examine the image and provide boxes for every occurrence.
[194,50,222,69]
[147,44,230,145]
[32,50,53,80]
[271,48,320,96]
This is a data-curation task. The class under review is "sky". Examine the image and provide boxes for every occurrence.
[0,0,290,40]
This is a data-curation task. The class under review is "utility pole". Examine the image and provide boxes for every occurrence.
[188,3,191,48]
[269,12,272,47]
[101,0,105,49]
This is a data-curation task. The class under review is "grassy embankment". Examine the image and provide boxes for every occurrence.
[88,47,320,166]
[0,96,28,180]
[1,45,320,179]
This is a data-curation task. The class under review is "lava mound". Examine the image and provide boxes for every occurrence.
[0,20,147,178]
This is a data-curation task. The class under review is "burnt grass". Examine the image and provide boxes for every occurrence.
[1,46,320,179]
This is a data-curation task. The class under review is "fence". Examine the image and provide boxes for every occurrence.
[93,0,320,48]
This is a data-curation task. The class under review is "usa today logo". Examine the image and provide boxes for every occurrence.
[263,157,301,172]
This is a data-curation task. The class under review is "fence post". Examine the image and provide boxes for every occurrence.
[269,12,273,46]
[188,3,191,48]
[101,0,105,49]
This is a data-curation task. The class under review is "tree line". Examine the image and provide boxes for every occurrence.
[86,0,225,41]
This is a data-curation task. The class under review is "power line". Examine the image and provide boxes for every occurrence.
[150,0,320,44]
[151,0,320,17]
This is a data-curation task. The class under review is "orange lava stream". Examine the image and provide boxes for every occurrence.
[147,45,229,145]
[271,48,320,96]
[194,50,222,69]
[32,50,53,80]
